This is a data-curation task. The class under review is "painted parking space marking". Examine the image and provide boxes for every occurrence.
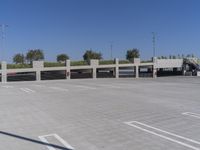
[49,86,69,92]
[38,134,74,150]
[1,85,14,88]
[32,84,45,87]
[93,84,121,89]
[182,112,200,119]
[20,88,35,93]
[74,85,96,90]
[124,121,200,150]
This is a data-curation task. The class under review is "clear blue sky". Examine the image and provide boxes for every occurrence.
[1,0,200,62]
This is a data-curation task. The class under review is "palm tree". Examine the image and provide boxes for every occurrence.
[57,54,69,63]
[13,53,25,64]
[126,48,140,61]
[83,50,102,61]
[26,49,44,64]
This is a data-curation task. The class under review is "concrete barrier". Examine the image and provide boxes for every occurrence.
[4,58,191,83]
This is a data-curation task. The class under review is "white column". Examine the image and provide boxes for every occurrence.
[135,65,139,78]
[66,60,71,79]
[33,61,44,81]
[1,61,7,83]
[115,58,119,78]
[36,71,41,81]
[153,57,157,78]
[153,67,157,78]
[90,59,99,79]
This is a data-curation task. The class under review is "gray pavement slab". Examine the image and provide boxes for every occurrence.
[0,77,200,149]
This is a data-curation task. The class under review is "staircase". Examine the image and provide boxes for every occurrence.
[183,58,200,76]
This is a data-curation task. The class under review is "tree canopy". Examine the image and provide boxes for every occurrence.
[83,50,102,61]
[13,53,25,64]
[126,48,140,61]
[26,49,44,63]
[57,54,69,62]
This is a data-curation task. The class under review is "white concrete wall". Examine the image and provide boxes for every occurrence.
[0,58,158,83]
[154,58,183,69]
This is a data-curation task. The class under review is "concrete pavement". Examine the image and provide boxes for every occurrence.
[0,77,200,150]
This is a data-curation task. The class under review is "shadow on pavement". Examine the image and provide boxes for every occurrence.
[0,131,72,150]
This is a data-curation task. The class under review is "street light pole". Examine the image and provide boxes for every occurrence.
[109,41,113,60]
[152,32,156,58]
[0,24,8,61]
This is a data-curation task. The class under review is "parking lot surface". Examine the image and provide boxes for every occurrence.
[0,77,200,150]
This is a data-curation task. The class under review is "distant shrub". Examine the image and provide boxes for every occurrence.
[99,60,115,65]
[44,62,65,67]
[7,64,32,69]
[119,60,130,64]
[70,61,89,66]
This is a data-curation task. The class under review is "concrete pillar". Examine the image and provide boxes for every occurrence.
[153,57,158,78]
[33,61,44,81]
[36,71,41,81]
[93,68,97,79]
[153,67,157,78]
[65,60,71,79]
[90,59,99,79]
[135,65,139,78]
[1,61,7,83]
[115,58,119,78]
[183,69,186,76]
[132,58,140,78]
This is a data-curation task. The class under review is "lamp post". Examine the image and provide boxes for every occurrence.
[152,32,156,58]
[0,24,8,61]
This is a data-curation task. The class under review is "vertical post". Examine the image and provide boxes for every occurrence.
[135,65,139,78]
[115,58,119,78]
[153,57,157,78]
[134,58,140,78]
[152,32,156,58]
[66,59,71,79]
[33,61,43,81]
[90,59,99,79]
[36,71,41,81]
[1,61,7,83]
[153,67,157,78]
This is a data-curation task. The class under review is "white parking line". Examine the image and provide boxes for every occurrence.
[49,87,69,92]
[95,84,121,89]
[74,85,96,90]
[20,88,35,93]
[1,85,14,88]
[124,121,200,150]
[38,134,74,150]
[182,112,200,119]
[32,84,45,87]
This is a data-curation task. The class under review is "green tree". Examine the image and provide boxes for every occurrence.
[83,50,102,61]
[172,55,176,59]
[186,54,191,58]
[26,49,44,64]
[126,48,140,61]
[57,54,69,63]
[13,53,25,64]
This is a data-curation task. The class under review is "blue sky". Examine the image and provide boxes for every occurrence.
[1,0,200,62]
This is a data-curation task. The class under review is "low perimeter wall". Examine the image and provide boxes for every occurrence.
[0,58,156,83]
